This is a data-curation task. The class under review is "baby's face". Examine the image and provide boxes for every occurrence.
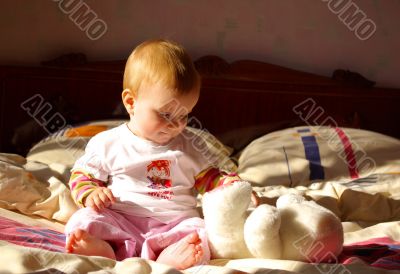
[128,82,199,145]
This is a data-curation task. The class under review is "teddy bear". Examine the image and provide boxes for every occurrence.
[202,181,343,262]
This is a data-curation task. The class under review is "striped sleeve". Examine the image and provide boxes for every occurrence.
[194,166,241,194]
[69,168,106,207]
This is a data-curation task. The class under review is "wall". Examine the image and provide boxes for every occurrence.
[0,0,399,88]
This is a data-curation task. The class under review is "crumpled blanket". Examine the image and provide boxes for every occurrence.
[340,237,400,270]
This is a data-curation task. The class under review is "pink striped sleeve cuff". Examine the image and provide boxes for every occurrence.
[194,167,241,194]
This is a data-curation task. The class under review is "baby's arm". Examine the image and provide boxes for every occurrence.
[194,167,240,193]
[194,167,259,206]
[69,169,115,211]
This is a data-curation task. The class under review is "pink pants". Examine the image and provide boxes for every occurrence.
[64,207,210,264]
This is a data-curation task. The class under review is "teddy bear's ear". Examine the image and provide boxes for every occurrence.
[202,181,253,218]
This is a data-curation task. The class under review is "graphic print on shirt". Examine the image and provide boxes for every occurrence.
[146,160,173,199]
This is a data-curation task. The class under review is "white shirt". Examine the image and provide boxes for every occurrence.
[73,124,211,223]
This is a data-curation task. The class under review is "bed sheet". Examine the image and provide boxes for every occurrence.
[1,207,400,274]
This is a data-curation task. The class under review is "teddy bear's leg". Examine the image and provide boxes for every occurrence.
[244,204,282,259]
[277,194,343,263]
[202,181,253,259]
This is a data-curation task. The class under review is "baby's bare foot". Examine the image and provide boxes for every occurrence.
[65,229,116,260]
[156,232,203,270]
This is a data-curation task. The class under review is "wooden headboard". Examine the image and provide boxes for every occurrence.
[1,54,399,156]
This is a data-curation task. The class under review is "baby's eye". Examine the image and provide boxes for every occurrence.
[178,114,188,121]
[159,112,172,120]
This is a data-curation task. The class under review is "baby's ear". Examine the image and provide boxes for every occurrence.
[121,89,135,114]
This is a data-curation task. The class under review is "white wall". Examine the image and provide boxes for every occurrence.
[0,0,399,88]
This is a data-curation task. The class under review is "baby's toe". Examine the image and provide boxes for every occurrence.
[65,235,76,252]
[185,232,200,244]
[195,249,203,263]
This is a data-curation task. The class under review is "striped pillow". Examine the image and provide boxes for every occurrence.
[237,126,400,187]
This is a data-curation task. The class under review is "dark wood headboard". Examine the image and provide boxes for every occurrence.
[1,54,399,156]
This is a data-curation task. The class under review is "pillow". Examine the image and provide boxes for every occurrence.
[26,120,126,168]
[237,126,400,187]
[216,119,303,155]
[184,127,236,171]
[26,120,236,174]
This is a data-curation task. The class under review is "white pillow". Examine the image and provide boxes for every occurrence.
[27,120,126,167]
[238,126,400,187]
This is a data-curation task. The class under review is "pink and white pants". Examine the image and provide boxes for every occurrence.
[64,207,210,264]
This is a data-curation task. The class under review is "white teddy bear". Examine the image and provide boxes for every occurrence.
[202,181,343,262]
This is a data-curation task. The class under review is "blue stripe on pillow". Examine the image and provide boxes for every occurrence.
[298,129,325,181]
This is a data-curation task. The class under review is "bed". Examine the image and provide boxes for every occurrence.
[1,54,400,273]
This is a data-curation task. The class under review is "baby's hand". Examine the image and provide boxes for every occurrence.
[84,187,116,212]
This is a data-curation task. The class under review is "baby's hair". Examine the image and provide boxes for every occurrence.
[123,39,200,97]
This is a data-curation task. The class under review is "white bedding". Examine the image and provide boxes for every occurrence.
[1,125,400,273]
